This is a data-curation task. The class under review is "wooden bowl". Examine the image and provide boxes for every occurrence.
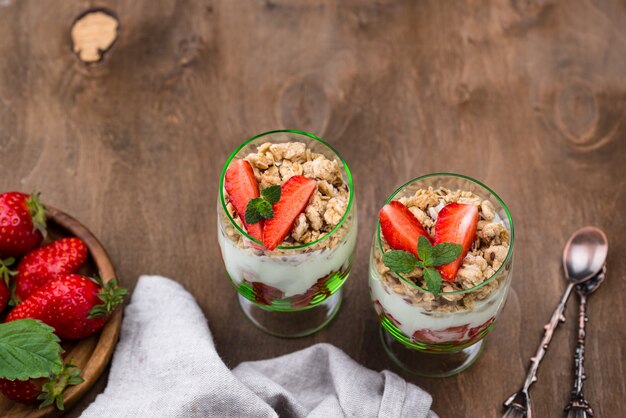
[0,207,123,417]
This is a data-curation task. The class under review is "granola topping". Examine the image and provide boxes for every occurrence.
[376,186,511,312]
[223,141,352,251]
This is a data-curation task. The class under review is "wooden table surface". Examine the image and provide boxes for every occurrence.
[1,1,624,417]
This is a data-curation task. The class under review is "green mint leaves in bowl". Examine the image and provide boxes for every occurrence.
[382,236,462,295]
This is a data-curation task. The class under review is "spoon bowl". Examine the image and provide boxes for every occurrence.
[577,266,606,296]
[563,227,608,284]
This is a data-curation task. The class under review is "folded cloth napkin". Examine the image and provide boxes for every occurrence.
[81,276,437,418]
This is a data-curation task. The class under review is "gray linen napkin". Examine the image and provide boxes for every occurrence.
[80,275,437,418]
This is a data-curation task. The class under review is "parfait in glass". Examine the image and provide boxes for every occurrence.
[369,173,514,376]
[218,130,357,337]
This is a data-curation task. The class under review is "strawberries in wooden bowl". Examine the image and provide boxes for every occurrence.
[0,192,126,416]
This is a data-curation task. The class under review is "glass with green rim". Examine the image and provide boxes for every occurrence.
[217,130,357,338]
[369,173,514,377]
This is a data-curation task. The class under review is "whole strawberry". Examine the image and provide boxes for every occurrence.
[0,192,47,258]
[14,238,88,301]
[0,257,17,311]
[0,279,8,312]
[0,376,44,405]
[7,274,127,339]
[0,362,83,410]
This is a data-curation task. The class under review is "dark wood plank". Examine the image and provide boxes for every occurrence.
[0,0,624,417]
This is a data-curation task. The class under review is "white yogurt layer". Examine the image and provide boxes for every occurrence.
[218,221,357,298]
[369,266,509,343]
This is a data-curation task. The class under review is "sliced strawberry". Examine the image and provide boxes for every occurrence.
[467,317,495,340]
[224,159,263,241]
[412,324,469,344]
[251,282,284,306]
[379,201,432,257]
[412,329,438,344]
[263,176,317,250]
[434,203,479,282]
[291,272,334,308]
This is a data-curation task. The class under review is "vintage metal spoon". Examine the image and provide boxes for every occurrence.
[564,266,606,418]
[503,227,608,418]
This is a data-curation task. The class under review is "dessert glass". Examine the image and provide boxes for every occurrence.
[218,130,357,337]
[369,173,514,377]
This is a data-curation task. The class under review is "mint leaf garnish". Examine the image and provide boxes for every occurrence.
[382,235,463,295]
[0,319,63,381]
[261,185,281,205]
[245,198,264,224]
[382,250,418,273]
[417,236,432,265]
[257,200,273,219]
[431,242,463,266]
[245,186,281,224]
[423,267,443,295]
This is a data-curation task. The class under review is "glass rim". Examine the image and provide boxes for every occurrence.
[219,129,355,250]
[376,172,515,295]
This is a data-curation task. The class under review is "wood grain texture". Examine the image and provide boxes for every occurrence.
[0,208,122,417]
[0,0,624,416]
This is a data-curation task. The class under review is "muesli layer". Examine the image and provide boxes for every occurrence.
[375,186,511,312]
[222,141,351,252]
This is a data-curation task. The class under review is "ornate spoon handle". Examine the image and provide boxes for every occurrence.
[564,291,594,418]
[503,282,575,418]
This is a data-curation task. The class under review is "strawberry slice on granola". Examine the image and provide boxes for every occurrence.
[379,201,432,258]
[224,159,264,241]
[434,203,478,282]
[263,175,317,250]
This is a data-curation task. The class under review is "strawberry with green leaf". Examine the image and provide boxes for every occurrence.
[0,362,83,409]
[0,192,47,258]
[7,274,127,339]
[379,201,432,257]
[434,203,479,281]
[224,160,264,241]
[383,236,462,295]
[380,201,479,293]
[244,184,282,225]
[0,319,82,410]
[245,175,317,250]
[261,176,317,250]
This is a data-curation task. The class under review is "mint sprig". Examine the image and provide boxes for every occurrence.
[382,236,462,295]
[245,185,281,224]
[0,319,63,381]
[423,268,443,297]
[260,185,281,204]
[381,251,417,274]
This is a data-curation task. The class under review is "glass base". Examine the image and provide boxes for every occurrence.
[238,288,343,338]
[381,327,485,377]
